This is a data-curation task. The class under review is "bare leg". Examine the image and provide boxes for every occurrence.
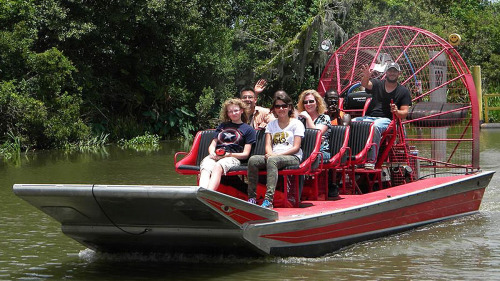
[207,164,223,190]
[199,169,211,187]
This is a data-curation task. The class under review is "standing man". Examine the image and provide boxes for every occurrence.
[240,79,275,129]
[357,62,412,167]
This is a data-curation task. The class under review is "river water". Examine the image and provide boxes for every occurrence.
[1,130,500,281]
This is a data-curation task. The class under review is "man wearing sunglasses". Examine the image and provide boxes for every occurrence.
[240,79,275,129]
[324,89,350,126]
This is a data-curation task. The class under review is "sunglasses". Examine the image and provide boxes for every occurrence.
[274,104,289,109]
[303,99,316,104]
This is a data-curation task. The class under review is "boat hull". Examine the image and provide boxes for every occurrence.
[252,173,491,257]
[13,171,493,257]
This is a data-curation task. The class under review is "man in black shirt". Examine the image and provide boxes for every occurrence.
[355,62,412,166]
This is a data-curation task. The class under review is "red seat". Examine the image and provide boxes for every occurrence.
[303,125,350,200]
[175,130,216,175]
[272,128,323,207]
[175,128,322,208]
[344,121,378,194]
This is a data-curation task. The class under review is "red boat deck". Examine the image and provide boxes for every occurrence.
[276,174,471,220]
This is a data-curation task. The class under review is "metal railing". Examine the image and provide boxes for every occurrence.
[483,93,500,123]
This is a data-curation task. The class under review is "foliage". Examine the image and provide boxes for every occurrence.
[118,132,160,152]
[195,87,219,130]
[63,133,109,153]
[0,1,90,149]
[0,0,498,149]
[0,131,22,161]
[484,86,500,122]
[341,0,500,89]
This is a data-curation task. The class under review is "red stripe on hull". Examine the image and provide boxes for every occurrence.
[202,197,271,225]
[262,188,485,243]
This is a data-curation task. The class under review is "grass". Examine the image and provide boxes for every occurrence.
[0,131,22,161]
[64,133,110,152]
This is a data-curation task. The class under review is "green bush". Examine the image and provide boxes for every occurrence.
[0,48,91,148]
[0,131,22,160]
[0,80,46,147]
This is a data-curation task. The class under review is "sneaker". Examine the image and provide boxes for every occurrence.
[261,199,273,209]
[247,197,257,205]
[364,163,375,170]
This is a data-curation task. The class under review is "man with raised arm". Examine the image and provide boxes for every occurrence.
[356,62,412,168]
[240,79,275,129]
[359,62,412,133]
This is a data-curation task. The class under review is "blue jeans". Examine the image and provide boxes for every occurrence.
[353,116,388,162]
[353,116,391,134]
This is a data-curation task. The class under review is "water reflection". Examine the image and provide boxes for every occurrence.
[1,132,500,280]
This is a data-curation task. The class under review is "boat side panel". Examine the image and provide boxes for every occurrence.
[13,184,275,255]
[244,172,492,256]
[62,225,265,256]
[263,188,483,244]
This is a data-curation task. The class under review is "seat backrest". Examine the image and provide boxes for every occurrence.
[343,91,372,110]
[341,91,372,118]
[195,130,217,166]
[347,121,374,159]
[299,128,322,171]
[301,128,320,162]
[328,125,349,164]
[250,129,267,156]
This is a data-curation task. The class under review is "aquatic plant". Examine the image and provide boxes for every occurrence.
[63,133,109,152]
[0,131,22,161]
[118,132,160,152]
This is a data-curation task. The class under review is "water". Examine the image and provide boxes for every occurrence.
[1,131,500,281]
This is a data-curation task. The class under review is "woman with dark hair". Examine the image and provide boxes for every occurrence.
[199,98,256,190]
[246,92,305,209]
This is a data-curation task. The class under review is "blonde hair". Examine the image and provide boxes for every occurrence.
[219,98,249,123]
[297,89,327,114]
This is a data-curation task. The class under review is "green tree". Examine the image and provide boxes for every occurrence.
[0,0,498,149]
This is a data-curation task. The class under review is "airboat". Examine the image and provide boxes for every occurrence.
[14,26,493,257]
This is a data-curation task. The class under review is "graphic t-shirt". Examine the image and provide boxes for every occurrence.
[214,122,256,153]
[265,118,305,161]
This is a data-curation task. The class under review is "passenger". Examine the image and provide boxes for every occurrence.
[247,92,305,209]
[297,89,331,161]
[199,98,257,190]
[240,79,275,129]
[323,89,351,198]
[355,62,412,168]
[324,89,351,126]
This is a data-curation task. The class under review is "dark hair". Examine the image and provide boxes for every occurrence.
[272,91,294,118]
[239,87,255,98]
[273,90,287,98]
[325,89,338,97]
